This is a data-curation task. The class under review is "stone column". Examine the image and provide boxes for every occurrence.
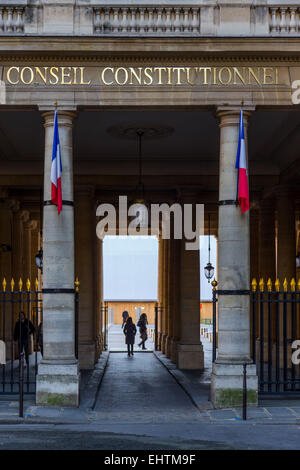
[259,198,276,281]
[170,238,181,363]
[12,209,26,284]
[166,238,174,358]
[95,236,103,355]
[36,110,79,407]
[161,239,169,354]
[0,201,13,282]
[277,190,296,282]
[157,237,164,350]
[211,108,258,408]
[23,219,36,282]
[75,186,96,369]
[177,198,204,369]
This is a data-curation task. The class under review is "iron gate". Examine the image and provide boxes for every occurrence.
[212,278,300,396]
[0,278,80,397]
[0,279,42,396]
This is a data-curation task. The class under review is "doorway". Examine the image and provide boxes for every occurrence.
[103,235,158,352]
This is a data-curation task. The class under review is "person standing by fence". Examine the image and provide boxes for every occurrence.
[14,312,35,365]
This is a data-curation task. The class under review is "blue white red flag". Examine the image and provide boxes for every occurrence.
[235,109,249,213]
[51,110,62,214]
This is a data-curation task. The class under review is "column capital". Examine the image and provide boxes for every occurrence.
[24,219,37,231]
[216,106,255,128]
[18,209,30,223]
[42,110,77,129]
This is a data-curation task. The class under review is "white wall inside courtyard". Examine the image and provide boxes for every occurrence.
[103,236,158,301]
[103,235,216,302]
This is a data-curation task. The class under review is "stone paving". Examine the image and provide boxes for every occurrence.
[1,339,300,427]
[94,353,204,424]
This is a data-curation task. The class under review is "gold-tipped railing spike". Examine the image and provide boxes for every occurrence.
[11,278,15,292]
[267,278,272,292]
[275,278,280,292]
[75,277,80,292]
[18,278,23,292]
[211,278,218,291]
[291,278,296,292]
[298,279,300,292]
[259,278,264,292]
[283,278,288,292]
[35,278,39,291]
[26,278,31,292]
[251,278,257,292]
[2,278,6,292]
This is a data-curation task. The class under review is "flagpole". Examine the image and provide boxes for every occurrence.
[235,100,244,204]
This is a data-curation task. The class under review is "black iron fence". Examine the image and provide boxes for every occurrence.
[0,278,42,396]
[0,278,80,414]
[212,278,300,396]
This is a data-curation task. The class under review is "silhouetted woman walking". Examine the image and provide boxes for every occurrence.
[123,317,137,357]
[137,313,148,350]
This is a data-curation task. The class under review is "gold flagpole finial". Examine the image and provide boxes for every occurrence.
[54,100,57,109]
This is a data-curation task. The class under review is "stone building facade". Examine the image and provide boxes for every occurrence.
[0,0,300,407]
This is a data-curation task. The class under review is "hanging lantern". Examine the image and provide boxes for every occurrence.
[204,262,214,282]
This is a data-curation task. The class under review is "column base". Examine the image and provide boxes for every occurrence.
[166,336,173,358]
[157,332,162,351]
[177,343,204,370]
[170,338,178,363]
[161,334,168,354]
[78,341,96,370]
[36,362,80,407]
[211,362,258,409]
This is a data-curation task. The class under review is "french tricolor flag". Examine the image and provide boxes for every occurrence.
[235,109,249,214]
[51,110,62,214]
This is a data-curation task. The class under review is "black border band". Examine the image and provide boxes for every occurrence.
[42,288,75,294]
[44,200,74,207]
[218,199,239,206]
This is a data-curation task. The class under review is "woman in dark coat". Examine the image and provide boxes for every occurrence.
[123,317,137,357]
[137,313,148,350]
